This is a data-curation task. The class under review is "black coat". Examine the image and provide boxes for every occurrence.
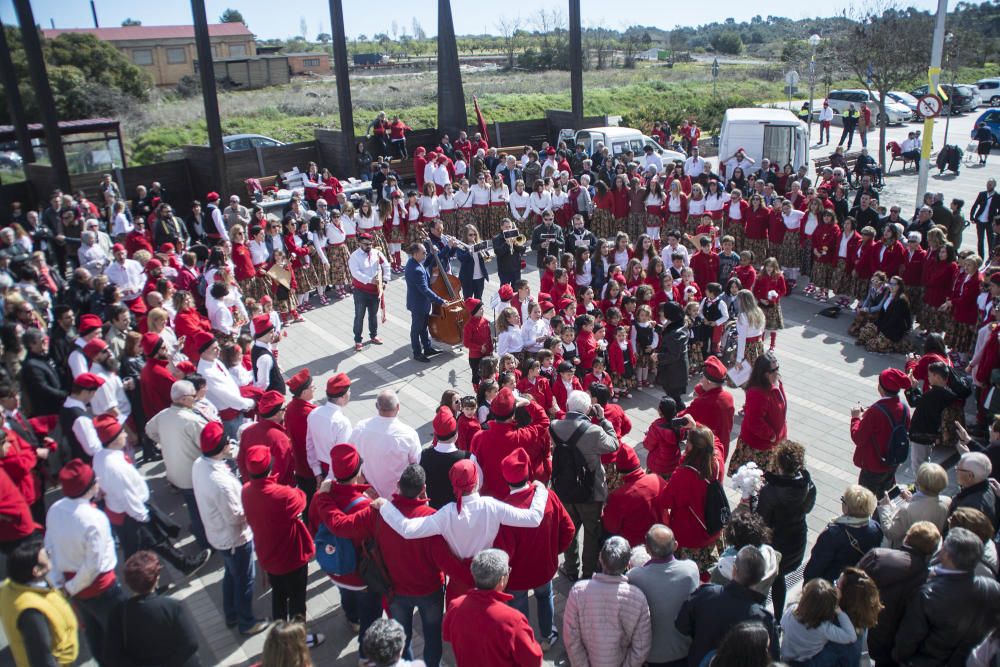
[19,352,67,417]
[530,223,564,268]
[756,469,817,573]
[106,593,201,667]
[950,480,999,531]
[675,582,779,667]
[971,190,1000,226]
[875,296,913,342]
[858,546,931,667]
[655,325,689,395]
[803,519,883,582]
[491,232,526,279]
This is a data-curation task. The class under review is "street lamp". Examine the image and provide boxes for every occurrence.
[808,34,820,145]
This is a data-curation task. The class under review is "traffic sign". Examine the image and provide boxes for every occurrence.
[712,58,719,78]
[917,94,943,118]
[785,70,800,87]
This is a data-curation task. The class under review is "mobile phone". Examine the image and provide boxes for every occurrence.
[886,485,903,500]
[671,417,688,429]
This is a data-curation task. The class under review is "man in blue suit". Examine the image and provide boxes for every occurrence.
[404,242,446,362]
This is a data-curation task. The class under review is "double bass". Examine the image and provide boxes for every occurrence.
[426,241,469,346]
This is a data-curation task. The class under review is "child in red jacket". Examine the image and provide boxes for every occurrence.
[689,235,720,291]
[456,396,482,452]
[753,257,788,351]
[732,251,757,291]
[608,325,638,399]
[462,298,492,386]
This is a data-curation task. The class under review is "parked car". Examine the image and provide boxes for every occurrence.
[0,151,22,169]
[975,78,1000,107]
[221,134,286,152]
[825,89,912,125]
[562,126,686,165]
[972,108,1000,145]
[909,84,976,115]
[887,91,920,115]
[957,84,983,110]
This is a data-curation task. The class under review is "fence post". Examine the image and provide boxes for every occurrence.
[255,146,266,177]
[494,121,503,147]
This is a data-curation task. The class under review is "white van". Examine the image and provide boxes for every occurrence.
[563,127,686,164]
[718,108,809,176]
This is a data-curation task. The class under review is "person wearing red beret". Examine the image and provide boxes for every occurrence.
[58,373,105,464]
[305,373,353,482]
[139,332,176,423]
[173,291,213,363]
[470,387,551,497]
[284,369,319,507]
[851,367,912,497]
[601,445,668,548]
[420,407,474,510]
[251,314,285,394]
[67,314,104,380]
[238,391,295,486]
[241,445,322,646]
[494,447,575,650]
[679,356,736,457]
[728,353,788,477]
[462,298,492,386]
[196,334,255,442]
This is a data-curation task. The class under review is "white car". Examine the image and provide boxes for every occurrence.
[825,89,913,125]
[975,78,1000,107]
[221,134,286,152]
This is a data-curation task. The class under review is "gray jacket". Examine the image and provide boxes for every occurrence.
[550,411,619,502]
[627,557,700,663]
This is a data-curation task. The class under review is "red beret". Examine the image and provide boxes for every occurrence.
[78,314,102,335]
[252,314,274,339]
[74,372,104,390]
[331,443,361,481]
[540,301,555,313]
[159,243,176,253]
[82,337,108,361]
[112,243,125,253]
[257,390,285,418]
[703,356,727,384]
[206,192,220,202]
[558,298,575,311]
[199,421,226,454]
[192,331,216,354]
[616,444,641,473]
[141,332,163,357]
[288,369,311,394]
[260,295,273,305]
[546,147,556,155]
[326,373,351,396]
[537,292,551,303]
[432,406,457,439]
[501,447,531,484]
[245,445,272,477]
[145,258,162,271]
[491,387,516,420]
[175,360,196,375]
[465,297,482,315]
[59,459,95,498]
[358,232,373,241]
[498,284,514,301]
[879,368,910,393]
[94,413,123,446]
[450,459,479,512]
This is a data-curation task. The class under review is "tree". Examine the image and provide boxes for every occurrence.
[710,31,743,54]
[411,18,426,41]
[219,8,244,24]
[622,25,652,67]
[317,33,331,44]
[121,18,141,26]
[391,20,399,39]
[586,26,615,69]
[357,34,368,42]
[496,16,523,69]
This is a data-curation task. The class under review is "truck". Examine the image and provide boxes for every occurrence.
[717,108,809,177]
[352,53,387,67]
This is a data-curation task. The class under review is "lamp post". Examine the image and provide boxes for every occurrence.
[808,34,820,144]
[943,32,955,149]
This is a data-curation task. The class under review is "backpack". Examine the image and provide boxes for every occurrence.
[703,478,732,535]
[314,496,366,576]
[874,402,910,466]
[550,421,594,504]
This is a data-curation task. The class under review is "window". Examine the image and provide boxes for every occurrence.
[166,47,186,64]
[251,138,280,148]
[982,111,1000,123]
[977,81,998,90]
[229,43,247,57]
[611,142,628,155]
[762,124,793,168]
[132,49,153,66]
[303,58,321,68]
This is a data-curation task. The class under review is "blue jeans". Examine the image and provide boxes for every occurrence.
[409,309,432,356]
[339,586,382,659]
[222,414,245,444]
[221,541,257,632]
[74,581,126,666]
[509,581,555,641]
[181,488,210,550]
[353,290,380,343]
[388,589,444,667]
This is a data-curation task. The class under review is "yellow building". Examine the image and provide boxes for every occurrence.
[42,23,256,87]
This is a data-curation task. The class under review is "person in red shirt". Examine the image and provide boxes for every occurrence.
[456,396,482,452]
[283,370,318,510]
[0,464,37,552]
[238,391,296,487]
[920,240,958,335]
[901,232,928,321]
[461,298,492,387]
[470,388,551,495]
[689,236,720,291]
[644,396,684,479]
[442,548,544,667]
[810,210,842,300]
[850,368,911,497]
[601,445,668,547]
[494,448,575,650]
[389,115,412,159]
[680,356,736,457]
[732,252,757,292]
[729,353,787,477]
[138,333,175,422]
[942,254,983,358]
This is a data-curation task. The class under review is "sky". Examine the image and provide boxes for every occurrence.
[0,0,951,41]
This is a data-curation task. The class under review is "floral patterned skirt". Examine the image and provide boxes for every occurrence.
[592,208,615,240]
[456,208,474,234]
[832,259,854,296]
[325,243,351,285]
[387,224,406,245]
[858,322,913,354]
[800,239,815,279]
[727,437,778,477]
[848,311,877,337]
[908,286,925,322]
[946,320,976,354]
[812,261,836,292]
[746,238,769,265]
[237,275,268,302]
[440,210,459,238]
[778,231,801,269]
[762,303,784,330]
[472,207,490,238]
[627,212,645,242]
[294,260,320,292]
[487,205,507,239]
[677,544,721,575]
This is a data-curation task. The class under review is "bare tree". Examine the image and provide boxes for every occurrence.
[496,16,524,69]
[411,17,426,41]
[621,26,652,68]
[586,25,615,69]
[534,8,564,48]
[299,16,308,39]
[391,20,399,39]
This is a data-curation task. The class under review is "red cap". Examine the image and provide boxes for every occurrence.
[558,297,575,312]
[245,445,272,477]
[540,301,555,313]
[159,243,175,253]
[703,356,727,384]
[546,147,556,155]
[326,373,351,396]
[206,192,220,202]
[616,444,641,473]
[78,314,102,335]
[59,459,95,498]
[82,337,108,361]
[94,413,123,446]
[498,284,514,301]
[112,243,125,253]
[260,295,273,305]
[257,390,285,418]
[331,443,361,481]
[464,297,482,315]
[74,373,104,390]
[288,369,311,394]
[252,314,274,338]
[141,332,163,357]
[432,406,457,439]
[199,421,226,454]
[879,368,910,393]
[358,232,373,241]
[192,331,216,354]
[501,447,531,484]
[450,459,479,512]
[175,360,196,375]
[491,387,516,420]
[537,292,551,303]
[145,258,162,271]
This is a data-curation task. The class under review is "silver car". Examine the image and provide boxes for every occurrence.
[976,78,1000,107]
[221,134,286,152]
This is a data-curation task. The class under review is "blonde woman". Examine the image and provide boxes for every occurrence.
[735,288,766,373]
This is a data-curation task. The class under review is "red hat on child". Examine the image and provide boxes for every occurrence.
[326,373,351,396]
[498,284,514,301]
[288,369,311,394]
[450,459,478,512]
[491,387,516,420]
[199,421,226,455]
[74,373,104,390]
[464,298,482,315]
[94,413,124,446]
[159,243,175,253]
[432,406,458,439]
[540,301,555,313]
[59,459,95,498]
[501,447,531,485]
[175,360,196,375]
[82,338,108,361]
[331,443,362,481]
[141,332,163,357]
[78,314,102,335]
[257,391,285,419]
[252,314,274,339]
[878,368,910,393]
[192,331,216,354]
[206,192,220,202]
[245,445,272,478]
[703,356,727,384]
[615,445,641,473]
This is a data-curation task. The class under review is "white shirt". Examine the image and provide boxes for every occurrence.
[736,312,764,360]
[93,448,149,522]
[348,247,392,286]
[528,191,553,215]
[252,341,275,390]
[643,153,664,174]
[684,156,707,178]
[660,243,689,268]
[306,400,353,477]
[208,299,237,336]
[497,329,524,357]
[112,212,133,236]
[210,205,229,242]
[192,456,252,550]
[104,259,145,301]
[509,191,531,222]
[521,317,550,353]
[45,497,117,595]
[67,339,89,380]
[197,358,254,413]
[379,483,548,559]
[64,397,102,458]
[350,415,422,499]
[90,362,129,423]
[782,209,805,230]
[819,107,834,122]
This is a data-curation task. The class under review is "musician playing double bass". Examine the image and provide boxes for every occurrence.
[348,232,392,353]
[405,242,446,363]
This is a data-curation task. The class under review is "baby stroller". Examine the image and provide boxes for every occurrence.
[936,144,963,175]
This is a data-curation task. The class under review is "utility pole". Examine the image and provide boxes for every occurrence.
[568,0,584,124]
[190,0,227,194]
[328,0,355,164]
[90,0,99,27]
[916,0,948,209]
[808,35,820,143]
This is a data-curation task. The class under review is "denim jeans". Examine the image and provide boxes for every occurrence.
[789,631,864,667]
[222,414,245,444]
[353,290,380,343]
[74,581,126,666]
[221,541,257,632]
[508,580,555,641]
[180,487,210,550]
[339,586,383,659]
[388,588,444,667]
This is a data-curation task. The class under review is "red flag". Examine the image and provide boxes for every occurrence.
[474,96,489,147]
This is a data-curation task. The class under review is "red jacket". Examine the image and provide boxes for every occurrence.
[680,384,736,456]
[723,199,750,232]
[232,242,255,281]
[739,382,788,451]
[0,428,38,505]
[744,206,772,241]
[752,272,787,304]
[851,395,909,473]
[812,223,842,265]
[517,376,554,414]
[732,264,757,291]
[284,397,316,480]
[854,239,877,280]
[463,315,493,360]
[842,231,863,270]
[389,120,411,140]
[690,251,720,290]
[470,401,551,497]
[140,358,175,421]
[601,403,632,442]
[494,485,575,591]
[607,339,636,376]
[661,438,727,549]
[906,351,952,392]
[663,193,689,225]
[875,240,906,277]
[601,468,668,546]
[414,154,428,191]
[174,308,213,362]
[643,418,682,477]
[950,272,982,325]
[611,187,630,219]
[238,419,296,487]
[456,413,482,452]
[901,246,927,285]
[308,484,372,588]
[577,330,597,371]
[582,371,612,392]
[551,376,583,413]
[767,209,787,245]
[923,259,957,308]
[125,230,153,257]
[444,589,543,667]
[0,467,36,543]
[242,475,314,575]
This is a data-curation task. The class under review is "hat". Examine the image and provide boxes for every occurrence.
[491,387,516,420]
[703,356,727,384]
[74,372,104,390]
[59,459,95,498]
[433,406,458,440]
[879,368,910,393]
[558,297,575,312]
[358,232,373,241]
[252,314,274,339]
[200,421,226,455]
[159,243,176,253]
[260,295,273,305]
[546,147,556,155]
[141,332,164,357]
[331,443,361,481]
[501,447,531,485]
[498,284,514,301]
[175,360,196,375]
[465,297,482,315]
[82,337,108,361]
[615,445,641,473]
[288,369,311,394]
[94,413,123,446]
[449,459,479,512]
[557,360,575,374]
[326,373,351,397]
[540,300,555,314]
[245,445,272,478]
[537,292,552,303]
[257,390,285,419]
[192,331,216,354]
[112,243,125,253]
[145,258,162,271]
[78,314,102,335]
[206,192,220,202]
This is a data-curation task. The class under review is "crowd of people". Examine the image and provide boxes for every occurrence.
[0,116,999,667]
